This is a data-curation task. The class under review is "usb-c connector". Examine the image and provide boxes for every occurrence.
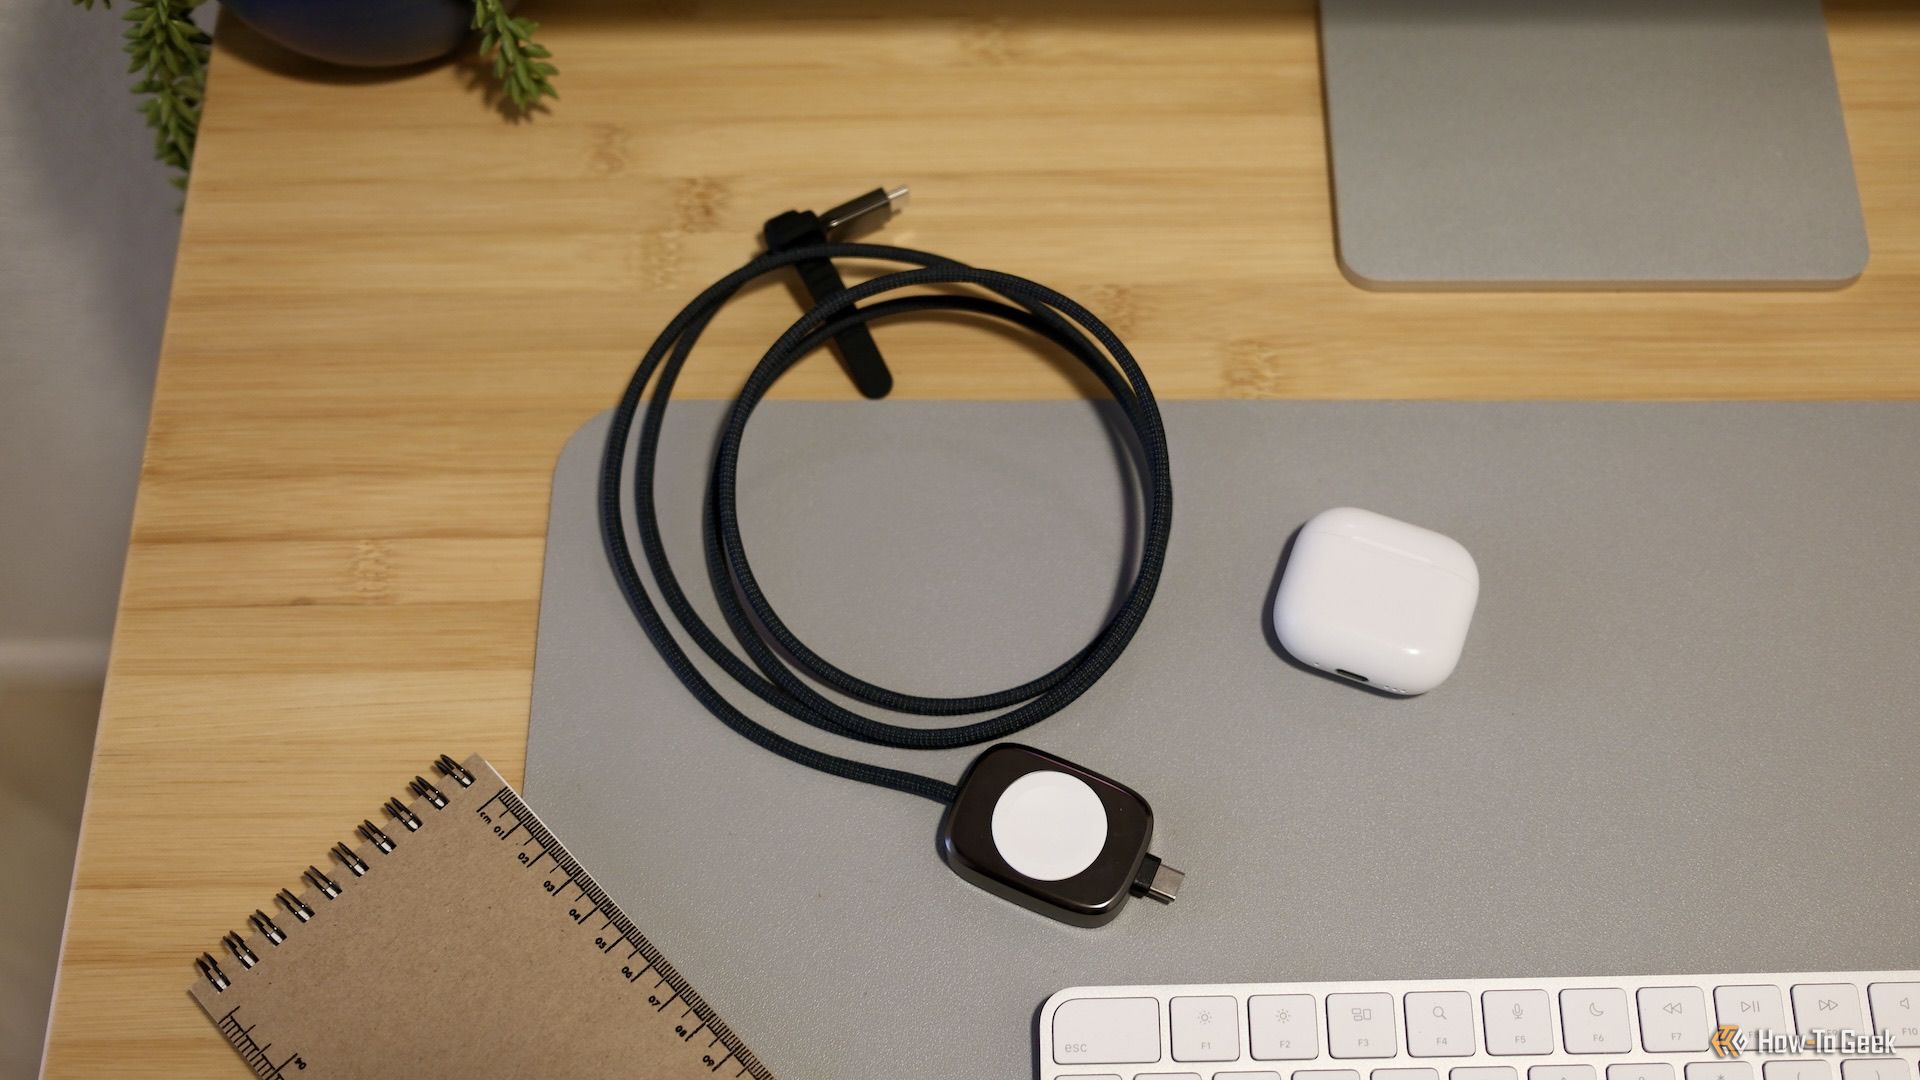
[1133,854,1184,905]
[821,185,911,237]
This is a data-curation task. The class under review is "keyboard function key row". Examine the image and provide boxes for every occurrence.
[1058,1064,1909,1080]
[1055,981,1920,1067]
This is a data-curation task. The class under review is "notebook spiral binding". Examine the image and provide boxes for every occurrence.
[195,754,477,992]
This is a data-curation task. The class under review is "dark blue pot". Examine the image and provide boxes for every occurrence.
[220,0,480,68]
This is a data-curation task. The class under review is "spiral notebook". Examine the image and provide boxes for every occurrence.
[187,754,772,1079]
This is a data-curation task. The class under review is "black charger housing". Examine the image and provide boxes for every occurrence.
[936,744,1158,928]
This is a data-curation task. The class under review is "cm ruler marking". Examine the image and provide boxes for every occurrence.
[214,1006,305,1078]
[474,784,775,1080]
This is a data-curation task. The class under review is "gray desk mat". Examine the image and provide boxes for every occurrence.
[525,402,1919,1079]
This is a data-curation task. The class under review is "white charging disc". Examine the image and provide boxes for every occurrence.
[989,770,1109,881]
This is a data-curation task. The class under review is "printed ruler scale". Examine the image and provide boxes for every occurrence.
[213,1006,302,1078]
[477,784,768,1077]
[189,754,774,1079]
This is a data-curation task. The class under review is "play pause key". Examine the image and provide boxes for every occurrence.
[1715,986,1789,1034]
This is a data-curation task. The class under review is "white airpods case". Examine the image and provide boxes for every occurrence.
[1272,507,1479,695]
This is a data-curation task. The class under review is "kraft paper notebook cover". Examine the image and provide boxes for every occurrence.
[187,754,772,1079]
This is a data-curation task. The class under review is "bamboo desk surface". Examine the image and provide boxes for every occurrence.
[41,3,1920,1075]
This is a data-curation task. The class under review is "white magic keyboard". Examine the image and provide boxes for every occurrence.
[1039,972,1920,1080]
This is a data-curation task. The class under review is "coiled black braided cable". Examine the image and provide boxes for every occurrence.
[598,242,1172,806]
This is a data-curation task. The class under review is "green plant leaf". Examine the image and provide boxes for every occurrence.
[472,0,559,114]
[90,0,552,183]
[86,0,209,184]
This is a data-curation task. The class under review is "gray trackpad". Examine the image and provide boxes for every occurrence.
[1321,0,1868,287]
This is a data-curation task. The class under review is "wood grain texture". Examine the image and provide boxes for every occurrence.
[41,2,1920,1075]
